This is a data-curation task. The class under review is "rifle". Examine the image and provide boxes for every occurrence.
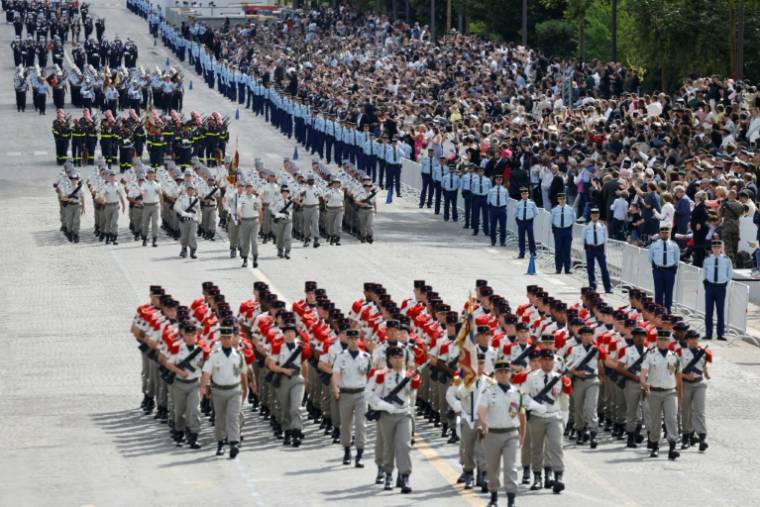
[366,362,429,420]
[277,198,293,217]
[361,190,377,205]
[184,197,198,213]
[532,369,568,406]
[682,346,708,377]
[162,346,204,385]
[203,186,218,202]
[266,345,302,388]
[66,181,83,200]
[616,346,653,389]
[569,346,599,376]
[510,344,535,367]
[434,354,460,383]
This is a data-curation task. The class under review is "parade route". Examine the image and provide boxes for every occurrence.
[2,2,760,506]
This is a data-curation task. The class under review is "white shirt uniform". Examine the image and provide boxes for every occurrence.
[301,185,321,206]
[447,375,489,427]
[642,349,680,389]
[260,181,278,205]
[479,383,524,429]
[238,193,261,218]
[679,347,708,380]
[522,369,564,419]
[325,188,344,208]
[333,349,371,389]
[202,348,244,386]
[170,342,205,381]
[99,181,124,203]
[566,343,602,375]
[368,368,415,414]
[141,180,162,204]
[174,193,200,220]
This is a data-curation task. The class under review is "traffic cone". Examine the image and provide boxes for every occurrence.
[292,146,299,160]
[235,108,240,120]
[527,255,537,275]
[165,57,170,67]
[188,80,193,90]
[385,188,393,204]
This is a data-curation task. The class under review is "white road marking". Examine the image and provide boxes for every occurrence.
[7,152,21,157]
[33,150,48,156]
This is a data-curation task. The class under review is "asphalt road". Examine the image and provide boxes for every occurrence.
[1,3,760,506]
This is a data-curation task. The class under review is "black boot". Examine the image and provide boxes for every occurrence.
[479,470,488,493]
[253,255,258,268]
[180,247,187,258]
[447,428,459,444]
[216,440,225,456]
[507,492,516,507]
[563,420,573,437]
[383,472,393,491]
[342,447,351,465]
[400,474,412,494]
[230,248,236,258]
[172,429,184,446]
[283,429,291,446]
[375,466,385,485]
[650,442,659,458]
[142,237,148,246]
[111,235,118,245]
[464,471,474,489]
[544,467,554,488]
[105,234,111,244]
[589,431,598,449]
[668,440,680,460]
[190,248,197,259]
[552,471,565,494]
[187,432,201,449]
[698,433,709,452]
[521,465,531,484]
[627,432,637,448]
[487,491,498,507]
[153,405,164,420]
[331,427,340,444]
[530,470,542,490]
[681,432,692,450]
[152,237,157,247]
[433,412,441,428]
[229,441,240,459]
[242,257,248,267]
[441,422,449,438]
[143,397,154,415]
[140,394,149,410]
[313,238,320,248]
[355,448,364,468]
[292,430,302,448]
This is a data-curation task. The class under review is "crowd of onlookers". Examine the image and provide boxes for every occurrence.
[170,5,760,269]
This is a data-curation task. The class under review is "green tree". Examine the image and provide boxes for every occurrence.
[535,19,577,58]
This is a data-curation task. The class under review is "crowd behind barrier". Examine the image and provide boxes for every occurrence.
[401,157,750,334]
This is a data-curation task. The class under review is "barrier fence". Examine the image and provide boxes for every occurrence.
[398,159,749,334]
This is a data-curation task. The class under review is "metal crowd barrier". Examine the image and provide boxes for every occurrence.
[399,159,749,334]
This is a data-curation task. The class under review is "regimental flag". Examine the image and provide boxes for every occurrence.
[454,293,479,387]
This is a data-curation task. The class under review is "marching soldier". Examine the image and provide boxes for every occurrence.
[51,109,71,165]
[583,207,612,293]
[640,330,682,460]
[96,170,126,245]
[271,185,293,259]
[199,174,219,241]
[126,172,144,240]
[58,171,85,243]
[325,178,345,246]
[174,183,200,259]
[522,350,570,494]
[566,326,607,448]
[140,168,162,247]
[201,321,248,459]
[354,178,377,244]
[649,225,680,312]
[267,322,309,447]
[550,193,576,274]
[702,239,732,340]
[478,361,528,507]
[615,327,650,448]
[679,331,711,451]
[237,180,262,268]
[369,346,420,494]
[225,181,243,258]
[300,175,321,248]
[331,329,371,467]
[163,322,206,449]
[514,187,538,259]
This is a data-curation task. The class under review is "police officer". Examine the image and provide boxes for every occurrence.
[174,183,200,259]
[640,330,682,460]
[649,225,680,312]
[14,66,28,112]
[583,207,613,293]
[470,165,492,236]
[431,155,447,214]
[702,239,732,340]
[418,147,435,208]
[441,164,461,223]
[514,187,537,259]
[478,361,528,507]
[237,180,262,268]
[680,332,710,451]
[550,193,576,274]
[271,185,293,259]
[201,321,248,459]
[332,329,371,467]
[164,322,205,449]
[487,174,509,247]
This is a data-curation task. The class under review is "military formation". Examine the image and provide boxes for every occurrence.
[130,277,711,507]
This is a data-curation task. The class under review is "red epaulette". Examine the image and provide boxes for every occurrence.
[511,372,528,385]
[243,347,255,365]
[561,376,572,394]
[705,348,713,363]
